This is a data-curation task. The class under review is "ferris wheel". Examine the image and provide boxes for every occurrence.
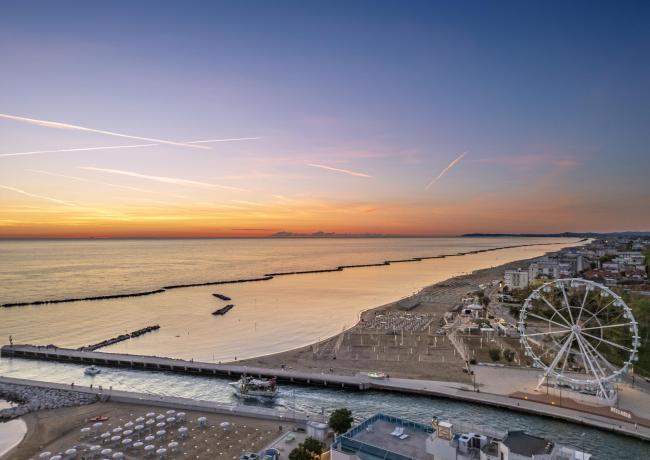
[518,278,640,402]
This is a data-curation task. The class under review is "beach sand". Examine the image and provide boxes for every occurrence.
[2,401,286,460]
[236,254,541,382]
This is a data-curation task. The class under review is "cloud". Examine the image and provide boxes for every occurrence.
[27,169,189,199]
[0,113,210,150]
[79,166,248,192]
[0,137,262,158]
[0,184,79,207]
[425,152,467,190]
[307,163,372,178]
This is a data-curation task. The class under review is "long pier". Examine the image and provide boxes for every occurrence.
[2,344,648,442]
[1,345,368,390]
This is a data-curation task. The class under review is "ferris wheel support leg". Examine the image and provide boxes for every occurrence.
[535,332,574,391]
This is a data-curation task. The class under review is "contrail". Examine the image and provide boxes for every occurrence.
[0,137,261,158]
[0,113,210,150]
[27,169,189,199]
[0,184,78,207]
[307,163,372,178]
[425,152,467,190]
[79,166,248,192]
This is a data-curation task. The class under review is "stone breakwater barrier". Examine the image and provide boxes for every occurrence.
[1,241,568,308]
[77,325,161,352]
[0,380,97,420]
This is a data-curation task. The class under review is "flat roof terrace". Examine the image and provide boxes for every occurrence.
[335,414,434,460]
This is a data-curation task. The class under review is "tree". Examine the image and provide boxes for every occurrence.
[488,348,501,362]
[329,408,354,434]
[302,437,325,455]
[289,446,314,460]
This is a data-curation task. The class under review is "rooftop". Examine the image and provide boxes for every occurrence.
[334,413,434,460]
[503,430,553,457]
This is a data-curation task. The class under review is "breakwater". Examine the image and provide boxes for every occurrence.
[1,241,566,308]
[77,325,161,351]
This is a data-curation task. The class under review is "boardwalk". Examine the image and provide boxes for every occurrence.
[2,344,649,442]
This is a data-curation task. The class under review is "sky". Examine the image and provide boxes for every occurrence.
[1,1,649,238]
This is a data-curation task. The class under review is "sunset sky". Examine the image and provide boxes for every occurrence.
[1,1,649,238]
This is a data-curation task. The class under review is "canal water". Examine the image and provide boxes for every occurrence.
[0,357,647,459]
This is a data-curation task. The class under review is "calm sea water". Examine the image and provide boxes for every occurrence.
[0,237,580,360]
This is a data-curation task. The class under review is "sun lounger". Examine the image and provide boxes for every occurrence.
[399,434,410,440]
[390,427,404,437]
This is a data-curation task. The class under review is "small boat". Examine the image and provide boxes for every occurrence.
[367,372,387,379]
[212,293,232,301]
[84,365,101,376]
[88,416,109,422]
[229,375,278,399]
[212,304,234,316]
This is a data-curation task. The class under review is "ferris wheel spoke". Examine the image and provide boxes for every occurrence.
[525,329,572,338]
[580,335,619,373]
[544,332,574,379]
[574,333,608,397]
[575,334,608,380]
[559,284,575,324]
[575,287,591,325]
[588,299,616,321]
[559,334,575,376]
[525,312,572,331]
[579,323,630,333]
[538,292,572,327]
[580,331,633,353]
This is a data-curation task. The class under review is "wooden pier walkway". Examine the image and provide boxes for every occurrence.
[1,344,369,390]
[2,344,649,442]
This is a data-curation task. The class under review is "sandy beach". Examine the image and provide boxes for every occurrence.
[235,252,547,382]
[1,401,286,460]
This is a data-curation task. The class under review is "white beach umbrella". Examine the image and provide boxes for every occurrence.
[132,441,144,449]
[145,435,155,443]
[100,448,112,456]
[49,456,62,460]
[176,412,186,420]
[156,429,166,437]
[156,447,167,457]
[112,427,123,433]
[112,453,125,459]
[197,416,207,427]
[38,453,51,460]
[124,422,134,428]
[64,448,77,456]
[145,412,155,418]
[122,438,132,447]
[166,417,176,424]
[89,445,101,453]
[155,414,165,421]
[135,417,145,423]
[156,422,165,428]
[111,435,122,444]
[178,426,188,438]
[165,409,175,415]
[168,441,179,451]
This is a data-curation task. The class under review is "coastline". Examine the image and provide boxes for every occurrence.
[1,240,574,308]
[233,247,569,380]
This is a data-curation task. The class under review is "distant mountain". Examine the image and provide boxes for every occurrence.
[271,231,409,238]
[462,232,650,238]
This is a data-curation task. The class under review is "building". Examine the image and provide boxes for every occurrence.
[330,413,590,460]
[504,269,529,290]
[529,260,560,280]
